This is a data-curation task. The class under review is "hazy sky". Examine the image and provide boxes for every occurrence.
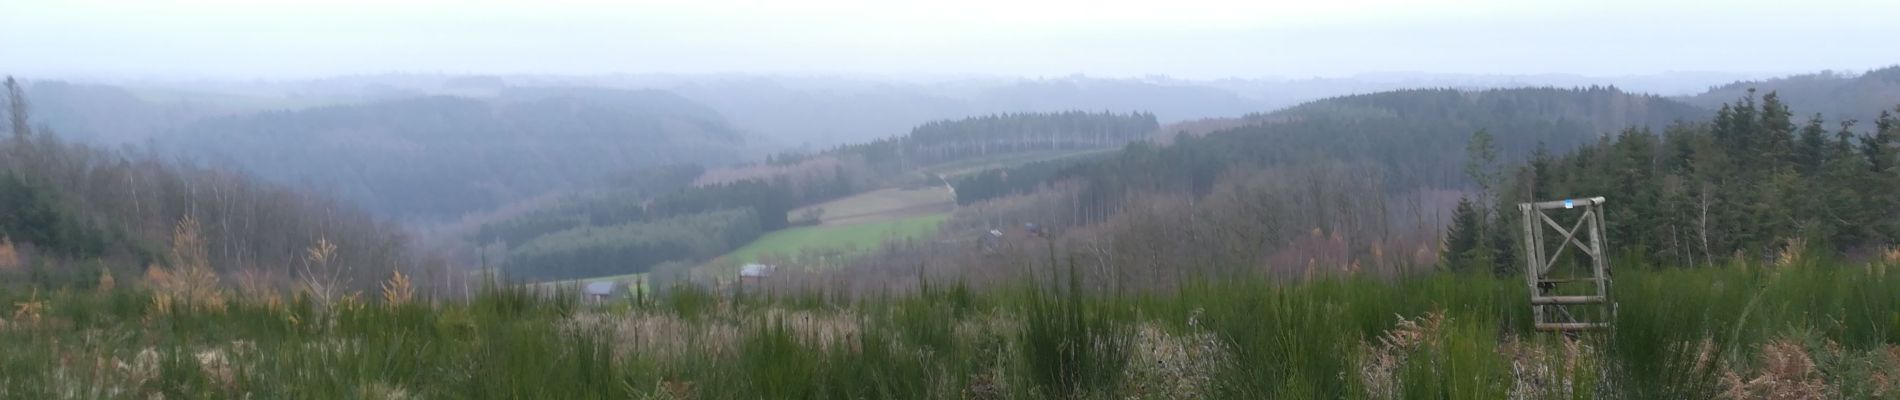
[4,0,1897,80]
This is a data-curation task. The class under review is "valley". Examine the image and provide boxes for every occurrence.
[4,27,1900,395]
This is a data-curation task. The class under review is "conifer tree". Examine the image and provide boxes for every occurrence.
[1795,115,1831,176]
[1442,197,1485,272]
[4,76,28,141]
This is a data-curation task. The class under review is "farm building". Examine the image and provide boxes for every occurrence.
[739,263,775,287]
[583,281,617,303]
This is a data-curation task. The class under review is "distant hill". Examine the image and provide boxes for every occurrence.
[957,87,1712,206]
[1686,66,1900,127]
[23,81,277,144]
[657,76,1264,149]
[1222,87,1712,185]
[163,88,748,219]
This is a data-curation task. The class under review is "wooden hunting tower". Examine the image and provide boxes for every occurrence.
[1519,197,1614,332]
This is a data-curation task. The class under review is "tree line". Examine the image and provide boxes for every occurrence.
[773,111,1158,178]
[1447,90,1900,273]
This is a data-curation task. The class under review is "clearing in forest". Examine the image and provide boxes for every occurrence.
[725,213,948,265]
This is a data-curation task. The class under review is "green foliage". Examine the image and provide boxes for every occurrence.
[1508,93,1900,264]
[2,263,1899,398]
[0,174,107,258]
[1017,264,1130,399]
[1443,197,1487,272]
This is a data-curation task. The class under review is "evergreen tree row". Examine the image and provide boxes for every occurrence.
[1446,90,1900,273]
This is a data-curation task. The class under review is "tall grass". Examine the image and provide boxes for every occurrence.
[1,261,1897,398]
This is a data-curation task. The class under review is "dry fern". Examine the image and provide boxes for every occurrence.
[11,288,46,327]
[1361,311,1446,398]
[148,216,225,314]
[1774,238,1806,268]
[1723,339,1827,400]
[381,270,413,306]
[299,237,349,307]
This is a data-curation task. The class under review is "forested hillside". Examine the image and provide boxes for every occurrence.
[746,87,1715,290]
[1448,91,1900,273]
[163,87,748,219]
[0,80,439,292]
[817,86,1900,294]
[1687,66,1900,128]
[476,111,1152,282]
[956,87,1708,208]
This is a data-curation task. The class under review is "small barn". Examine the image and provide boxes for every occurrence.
[583,281,617,303]
[739,263,775,287]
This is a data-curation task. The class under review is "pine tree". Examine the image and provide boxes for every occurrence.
[1529,142,1553,201]
[1795,115,1831,177]
[1443,197,1487,272]
[1461,129,1506,273]
[1759,92,1797,170]
[1868,109,1900,241]
[1819,120,1871,247]
[1865,110,1898,174]
[4,76,28,141]
[1607,128,1660,257]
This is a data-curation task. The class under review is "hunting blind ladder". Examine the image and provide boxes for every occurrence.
[1519,196,1614,332]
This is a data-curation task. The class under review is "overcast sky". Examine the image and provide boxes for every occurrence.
[4,0,1897,80]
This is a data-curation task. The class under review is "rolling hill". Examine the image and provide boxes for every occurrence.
[162,87,750,219]
[1686,65,1900,127]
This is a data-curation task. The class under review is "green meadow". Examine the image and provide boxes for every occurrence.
[725,213,948,265]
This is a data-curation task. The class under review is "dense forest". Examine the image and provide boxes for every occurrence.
[952,88,1708,212]
[1447,91,1900,273]
[0,78,440,292]
[163,87,749,219]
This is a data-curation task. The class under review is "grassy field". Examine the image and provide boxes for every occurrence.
[538,187,953,286]
[725,213,948,265]
[3,260,1896,399]
[791,187,955,226]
